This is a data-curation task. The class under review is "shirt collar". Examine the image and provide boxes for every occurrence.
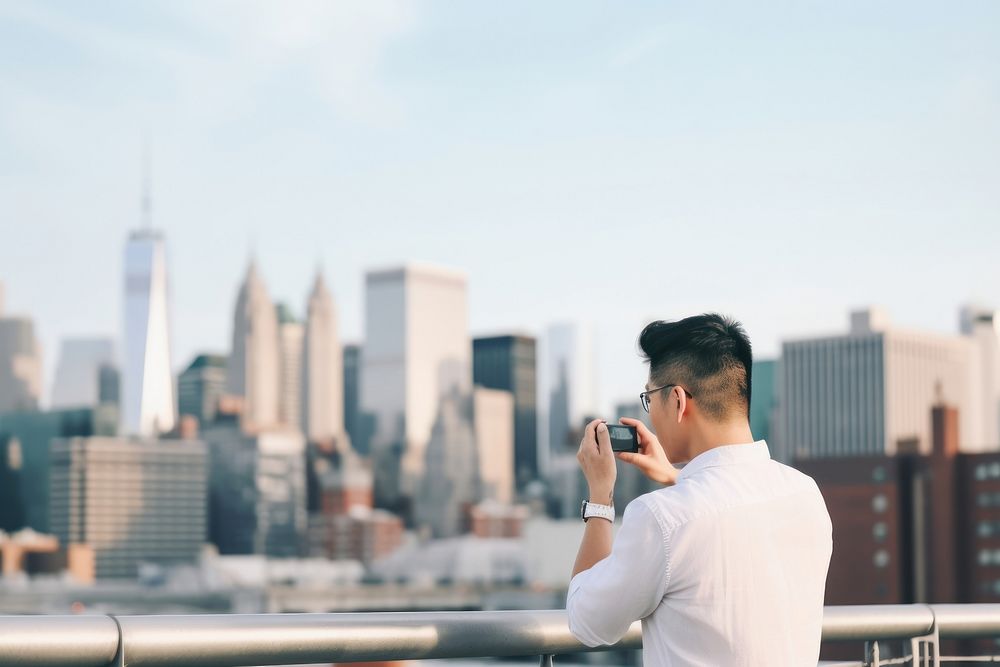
[676,440,771,481]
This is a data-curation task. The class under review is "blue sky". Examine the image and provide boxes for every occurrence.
[1,0,998,412]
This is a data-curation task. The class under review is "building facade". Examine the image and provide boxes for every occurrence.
[227,261,280,432]
[473,335,538,488]
[51,338,115,409]
[177,354,228,426]
[122,230,176,436]
[361,265,472,517]
[302,272,346,445]
[0,283,43,414]
[473,386,515,505]
[203,423,307,557]
[48,436,207,579]
[781,308,981,459]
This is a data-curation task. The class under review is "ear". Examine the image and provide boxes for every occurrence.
[673,386,687,424]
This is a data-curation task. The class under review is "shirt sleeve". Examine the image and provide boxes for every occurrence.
[565,499,671,647]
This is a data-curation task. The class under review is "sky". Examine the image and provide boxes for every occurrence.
[1,0,998,414]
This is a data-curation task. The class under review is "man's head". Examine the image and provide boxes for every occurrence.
[638,313,753,462]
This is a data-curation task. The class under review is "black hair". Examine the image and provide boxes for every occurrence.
[638,313,753,421]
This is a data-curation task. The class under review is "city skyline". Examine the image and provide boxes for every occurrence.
[1,1,998,416]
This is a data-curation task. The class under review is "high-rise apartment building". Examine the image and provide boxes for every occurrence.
[0,283,43,413]
[302,272,345,445]
[177,354,228,426]
[51,338,115,409]
[473,334,538,487]
[122,227,175,436]
[227,261,280,432]
[48,436,207,579]
[361,264,472,515]
[781,308,981,459]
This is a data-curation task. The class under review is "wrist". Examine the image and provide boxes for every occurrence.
[588,488,614,505]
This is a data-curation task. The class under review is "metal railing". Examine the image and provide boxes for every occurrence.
[1,604,999,667]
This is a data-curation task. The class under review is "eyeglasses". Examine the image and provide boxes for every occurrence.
[640,384,694,413]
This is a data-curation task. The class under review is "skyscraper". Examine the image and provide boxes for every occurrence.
[122,224,176,435]
[302,272,345,445]
[227,261,279,432]
[538,323,597,469]
[416,389,480,537]
[473,334,538,488]
[276,303,304,430]
[361,264,472,515]
[177,354,228,426]
[51,338,115,409]
[0,283,43,413]
[343,344,372,456]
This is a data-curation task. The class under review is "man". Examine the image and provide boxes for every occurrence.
[567,313,832,666]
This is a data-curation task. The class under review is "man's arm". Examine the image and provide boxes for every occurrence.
[572,420,617,578]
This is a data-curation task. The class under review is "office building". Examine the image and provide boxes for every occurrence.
[51,338,115,409]
[539,323,597,469]
[416,390,481,537]
[276,303,304,430]
[48,436,207,579]
[961,305,1000,449]
[0,283,42,413]
[302,272,346,446]
[227,261,280,432]
[473,386,515,505]
[0,406,116,533]
[750,359,781,457]
[343,344,373,456]
[781,308,981,459]
[122,226,176,436]
[177,354,228,426]
[203,423,306,557]
[473,334,538,487]
[361,264,472,515]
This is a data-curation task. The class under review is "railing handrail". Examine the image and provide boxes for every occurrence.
[1,604,999,667]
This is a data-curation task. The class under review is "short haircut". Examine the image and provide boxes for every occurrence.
[638,313,753,421]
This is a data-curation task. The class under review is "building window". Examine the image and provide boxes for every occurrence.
[874,550,890,568]
[980,522,995,538]
[872,466,886,482]
[873,522,888,542]
[977,464,988,481]
[992,463,1000,479]
[872,494,888,513]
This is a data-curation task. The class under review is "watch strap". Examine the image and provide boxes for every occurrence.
[581,500,615,523]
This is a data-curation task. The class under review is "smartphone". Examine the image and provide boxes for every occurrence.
[607,424,639,453]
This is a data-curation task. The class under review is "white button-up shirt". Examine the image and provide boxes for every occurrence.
[567,441,832,666]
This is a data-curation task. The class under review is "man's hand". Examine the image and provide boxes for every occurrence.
[577,418,617,504]
[615,418,678,486]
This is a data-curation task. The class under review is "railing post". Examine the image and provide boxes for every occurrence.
[864,639,881,666]
[539,654,554,667]
[904,605,939,667]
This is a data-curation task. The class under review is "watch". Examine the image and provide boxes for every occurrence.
[580,500,615,523]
